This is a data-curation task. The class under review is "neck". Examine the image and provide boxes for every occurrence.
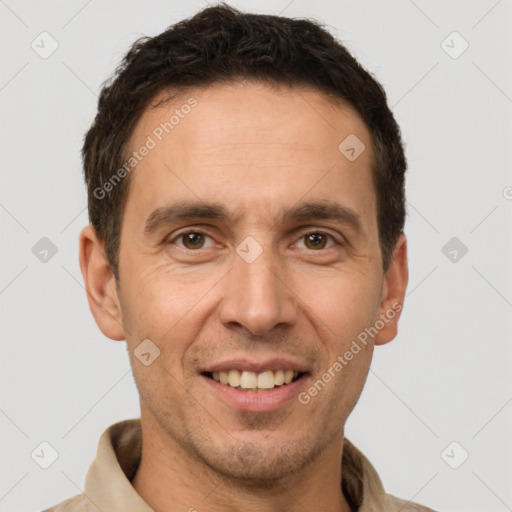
[131,412,353,512]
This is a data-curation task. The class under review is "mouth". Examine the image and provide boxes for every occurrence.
[199,359,311,412]
[203,369,306,392]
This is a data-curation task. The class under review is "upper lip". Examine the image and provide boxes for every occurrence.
[200,358,310,374]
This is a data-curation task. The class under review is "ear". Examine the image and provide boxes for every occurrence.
[79,225,125,341]
[374,234,409,346]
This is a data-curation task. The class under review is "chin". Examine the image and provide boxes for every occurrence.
[197,438,324,485]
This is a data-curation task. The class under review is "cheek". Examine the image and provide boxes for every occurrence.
[301,334,373,423]
[120,262,221,348]
[301,268,382,341]
[329,347,373,418]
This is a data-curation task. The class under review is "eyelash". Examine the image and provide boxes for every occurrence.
[169,229,340,251]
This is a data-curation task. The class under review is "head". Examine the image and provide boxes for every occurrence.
[80,4,408,486]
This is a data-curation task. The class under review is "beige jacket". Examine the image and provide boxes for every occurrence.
[43,419,437,512]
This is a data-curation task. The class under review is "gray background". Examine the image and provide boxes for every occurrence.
[1,1,511,511]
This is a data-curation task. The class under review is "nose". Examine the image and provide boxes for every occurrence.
[218,247,297,337]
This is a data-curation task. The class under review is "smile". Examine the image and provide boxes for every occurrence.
[204,369,303,392]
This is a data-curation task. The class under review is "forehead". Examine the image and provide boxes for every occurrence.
[135,81,372,156]
[124,81,376,230]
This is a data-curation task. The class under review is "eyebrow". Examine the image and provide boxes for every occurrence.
[144,201,234,234]
[144,199,361,235]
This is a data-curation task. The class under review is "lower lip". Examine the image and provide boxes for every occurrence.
[200,374,309,412]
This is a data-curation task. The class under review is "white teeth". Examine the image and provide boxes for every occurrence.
[283,370,294,384]
[228,369,241,387]
[274,369,284,385]
[240,370,257,389]
[212,369,302,390]
[219,371,229,385]
[257,370,275,389]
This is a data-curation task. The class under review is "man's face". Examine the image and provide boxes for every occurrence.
[105,82,401,481]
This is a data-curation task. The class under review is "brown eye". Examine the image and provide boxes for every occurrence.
[179,232,207,249]
[303,232,329,250]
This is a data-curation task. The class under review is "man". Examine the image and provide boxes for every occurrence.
[45,4,436,511]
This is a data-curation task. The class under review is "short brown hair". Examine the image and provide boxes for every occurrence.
[83,3,406,278]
